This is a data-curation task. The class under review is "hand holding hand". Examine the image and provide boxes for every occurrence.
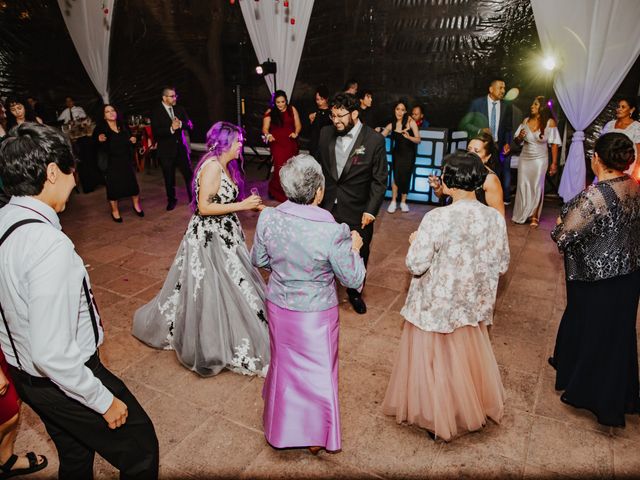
[98,134,107,142]
[351,230,363,252]
[103,397,128,429]
[361,213,374,230]
[242,194,262,211]
[409,231,418,245]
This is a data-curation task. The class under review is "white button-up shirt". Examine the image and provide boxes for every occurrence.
[57,106,87,124]
[0,197,112,413]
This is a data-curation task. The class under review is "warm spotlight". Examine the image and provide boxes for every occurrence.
[542,56,557,71]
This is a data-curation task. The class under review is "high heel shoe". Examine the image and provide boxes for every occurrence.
[111,213,123,223]
[134,208,145,218]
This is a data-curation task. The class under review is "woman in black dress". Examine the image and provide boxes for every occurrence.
[94,104,143,222]
[549,132,640,427]
[381,100,421,213]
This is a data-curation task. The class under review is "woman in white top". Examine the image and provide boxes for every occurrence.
[601,96,640,178]
[383,152,509,441]
[512,96,562,227]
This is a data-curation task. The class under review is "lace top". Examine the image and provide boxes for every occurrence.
[551,175,640,281]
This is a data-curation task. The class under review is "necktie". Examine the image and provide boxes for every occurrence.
[69,107,74,122]
[168,107,174,119]
[490,101,497,140]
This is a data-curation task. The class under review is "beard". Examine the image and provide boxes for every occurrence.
[334,114,356,136]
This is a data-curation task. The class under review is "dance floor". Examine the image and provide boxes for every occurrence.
[15,166,640,479]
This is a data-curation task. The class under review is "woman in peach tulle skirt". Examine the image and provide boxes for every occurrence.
[382,152,510,441]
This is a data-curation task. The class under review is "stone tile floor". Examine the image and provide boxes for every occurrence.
[14,168,640,479]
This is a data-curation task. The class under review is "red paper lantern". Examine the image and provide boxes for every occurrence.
[283,0,289,6]
[290,17,295,24]
[103,7,109,14]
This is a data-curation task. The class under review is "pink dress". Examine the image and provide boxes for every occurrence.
[251,202,365,451]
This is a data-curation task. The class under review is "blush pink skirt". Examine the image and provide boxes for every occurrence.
[382,321,505,441]
[262,301,341,451]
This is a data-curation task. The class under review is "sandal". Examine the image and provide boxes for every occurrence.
[530,217,539,228]
[0,452,48,479]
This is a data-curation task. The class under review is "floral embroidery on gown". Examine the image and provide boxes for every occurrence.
[132,159,270,377]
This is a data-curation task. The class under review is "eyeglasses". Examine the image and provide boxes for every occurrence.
[164,94,177,98]
[329,111,351,121]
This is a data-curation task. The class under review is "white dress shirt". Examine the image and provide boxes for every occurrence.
[163,103,181,134]
[486,95,501,142]
[0,196,112,414]
[57,106,87,124]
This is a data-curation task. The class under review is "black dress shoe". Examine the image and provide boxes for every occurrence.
[349,295,367,314]
[134,208,145,217]
[111,213,123,223]
[166,199,177,211]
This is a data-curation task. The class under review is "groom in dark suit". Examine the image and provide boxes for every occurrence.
[317,93,388,314]
[465,78,513,203]
[151,86,193,210]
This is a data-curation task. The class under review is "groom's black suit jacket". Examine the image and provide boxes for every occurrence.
[317,123,388,227]
[150,103,191,161]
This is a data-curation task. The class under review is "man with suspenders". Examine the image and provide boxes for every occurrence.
[0,123,158,479]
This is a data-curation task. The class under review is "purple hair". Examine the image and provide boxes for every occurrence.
[190,121,246,212]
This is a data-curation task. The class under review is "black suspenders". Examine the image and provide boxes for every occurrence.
[0,218,100,370]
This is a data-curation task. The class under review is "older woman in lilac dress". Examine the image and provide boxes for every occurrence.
[251,154,366,454]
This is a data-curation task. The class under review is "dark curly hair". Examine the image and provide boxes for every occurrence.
[441,151,487,192]
[0,122,75,196]
[594,132,635,172]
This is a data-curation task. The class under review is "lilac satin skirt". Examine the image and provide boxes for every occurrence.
[263,301,341,451]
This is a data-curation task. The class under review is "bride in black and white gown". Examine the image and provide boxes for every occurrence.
[133,122,270,377]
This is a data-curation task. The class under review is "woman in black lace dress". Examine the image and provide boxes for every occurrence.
[549,132,640,427]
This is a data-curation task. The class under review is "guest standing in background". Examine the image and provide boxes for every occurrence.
[549,132,640,427]
[56,96,87,124]
[381,99,421,213]
[151,86,194,211]
[383,152,509,441]
[93,104,143,222]
[511,96,561,227]
[343,79,358,96]
[601,96,640,177]
[307,85,332,161]
[411,104,428,129]
[428,132,505,216]
[133,122,270,377]
[358,89,374,126]
[252,155,365,454]
[317,92,388,315]
[262,90,301,202]
[465,78,513,204]
[4,97,43,129]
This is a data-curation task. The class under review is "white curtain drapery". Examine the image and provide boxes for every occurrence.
[240,0,314,98]
[531,0,640,203]
[57,0,115,103]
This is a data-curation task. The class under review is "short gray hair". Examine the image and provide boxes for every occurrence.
[279,154,325,204]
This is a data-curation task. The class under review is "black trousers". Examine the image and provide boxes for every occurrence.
[332,205,374,299]
[160,148,193,203]
[11,357,159,480]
